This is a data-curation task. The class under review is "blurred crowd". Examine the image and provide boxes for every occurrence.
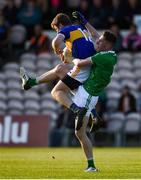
[1,0,141,66]
[1,0,141,29]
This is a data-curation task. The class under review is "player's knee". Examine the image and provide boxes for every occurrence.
[75,130,83,140]
[51,88,62,100]
[54,64,64,75]
[51,88,56,99]
[54,64,69,78]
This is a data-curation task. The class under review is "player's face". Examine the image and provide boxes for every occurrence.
[95,35,111,52]
[53,25,59,33]
[53,24,64,33]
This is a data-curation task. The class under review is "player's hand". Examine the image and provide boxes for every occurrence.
[59,53,66,63]
[73,58,81,66]
[72,11,88,25]
[59,53,69,64]
[54,48,63,55]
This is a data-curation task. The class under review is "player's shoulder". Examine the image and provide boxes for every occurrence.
[98,51,116,56]
[60,24,84,32]
[97,51,117,59]
[92,51,117,64]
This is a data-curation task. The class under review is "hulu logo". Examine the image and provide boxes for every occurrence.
[0,116,29,144]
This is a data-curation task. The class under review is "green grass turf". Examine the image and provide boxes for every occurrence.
[0,147,141,179]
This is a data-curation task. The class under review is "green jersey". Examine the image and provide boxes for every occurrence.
[83,51,117,96]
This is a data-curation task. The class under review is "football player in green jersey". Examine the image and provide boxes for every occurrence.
[64,26,117,172]
[72,31,117,172]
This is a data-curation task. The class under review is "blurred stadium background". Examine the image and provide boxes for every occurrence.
[0,0,141,149]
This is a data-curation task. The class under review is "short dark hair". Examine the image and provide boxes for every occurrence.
[51,13,72,30]
[103,30,117,45]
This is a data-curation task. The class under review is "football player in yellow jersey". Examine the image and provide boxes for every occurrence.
[20,13,99,123]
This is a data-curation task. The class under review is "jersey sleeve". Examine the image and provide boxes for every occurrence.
[59,27,70,40]
[91,52,117,66]
[91,52,105,65]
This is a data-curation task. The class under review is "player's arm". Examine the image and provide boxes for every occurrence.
[52,33,64,55]
[72,11,100,41]
[73,53,105,67]
[85,22,100,41]
[73,58,92,67]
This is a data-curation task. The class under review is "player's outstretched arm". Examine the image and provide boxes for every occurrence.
[73,58,92,67]
[72,11,100,41]
[85,22,100,41]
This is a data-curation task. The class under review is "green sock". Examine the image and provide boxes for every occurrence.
[87,159,95,168]
[28,78,38,87]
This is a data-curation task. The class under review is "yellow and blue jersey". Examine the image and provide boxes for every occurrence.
[59,25,96,59]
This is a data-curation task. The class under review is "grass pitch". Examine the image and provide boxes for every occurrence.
[0,147,141,179]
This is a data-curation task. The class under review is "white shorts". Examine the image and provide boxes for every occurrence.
[72,86,99,117]
[68,65,91,83]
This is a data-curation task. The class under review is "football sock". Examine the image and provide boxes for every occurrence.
[87,158,95,168]
[28,78,38,87]
[70,103,81,113]
[91,108,97,117]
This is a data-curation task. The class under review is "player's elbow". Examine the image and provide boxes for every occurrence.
[51,88,56,99]
[52,34,64,53]
[52,38,57,50]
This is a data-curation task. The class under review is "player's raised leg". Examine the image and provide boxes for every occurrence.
[20,64,70,90]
